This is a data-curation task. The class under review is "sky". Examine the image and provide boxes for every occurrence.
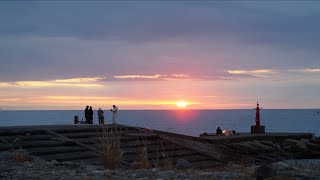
[0,1,320,110]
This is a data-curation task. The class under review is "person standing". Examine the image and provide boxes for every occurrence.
[84,106,89,124]
[88,106,93,124]
[110,105,118,124]
[97,108,104,124]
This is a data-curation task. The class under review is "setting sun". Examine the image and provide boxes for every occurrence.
[176,101,188,108]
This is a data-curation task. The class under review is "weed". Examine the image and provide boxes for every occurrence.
[154,141,174,169]
[1,137,31,162]
[136,130,150,168]
[13,148,32,162]
[96,126,123,169]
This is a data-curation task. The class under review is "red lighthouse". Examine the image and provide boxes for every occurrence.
[251,102,265,134]
[255,102,260,127]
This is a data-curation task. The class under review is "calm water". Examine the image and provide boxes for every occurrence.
[0,109,319,137]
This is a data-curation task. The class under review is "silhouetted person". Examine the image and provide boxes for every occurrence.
[216,126,222,135]
[88,106,93,124]
[85,106,89,124]
[98,108,104,124]
[110,105,118,124]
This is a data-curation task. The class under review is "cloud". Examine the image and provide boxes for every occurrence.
[172,74,189,78]
[227,69,276,78]
[112,74,193,81]
[16,81,102,88]
[225,68,320,82]
[1,2,319,44]
[113,74,163,80]
[304,68,320,73]
[0,77,104,88]
[1,2,320,82]
[0,74,198,88]
[1,68,320,87]
[228,69,274,74]
[53,77,104,83]
[0,82,12,88]
[287,68,320,73]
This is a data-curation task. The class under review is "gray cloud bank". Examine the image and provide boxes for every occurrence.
[0,1,319,81]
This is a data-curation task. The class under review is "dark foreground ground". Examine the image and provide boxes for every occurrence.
[1,152,320,180]
[1,125,320,179]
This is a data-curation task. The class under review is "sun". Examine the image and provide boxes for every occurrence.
[176,101,188,108]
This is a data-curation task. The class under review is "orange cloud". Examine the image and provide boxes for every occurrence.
[53,77,104,83]
[0,82,12,88]
[44,96,200,106]
[0,94,201,110]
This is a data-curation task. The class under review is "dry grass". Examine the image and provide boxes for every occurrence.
[13,148,32,162]
[96,126,123,169]
[136,130,150,168]
[1,137,31,163]
[134,130,174,169]
[154,141,174,169]
[160,144,174,169]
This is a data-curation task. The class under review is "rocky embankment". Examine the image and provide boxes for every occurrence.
[1,150,320,180]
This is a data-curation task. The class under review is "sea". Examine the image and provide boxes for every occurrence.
[0,109,319,137]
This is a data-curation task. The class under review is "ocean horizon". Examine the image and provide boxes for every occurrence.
[0,109,319,137]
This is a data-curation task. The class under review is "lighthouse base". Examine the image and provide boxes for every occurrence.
[251,126,265,134]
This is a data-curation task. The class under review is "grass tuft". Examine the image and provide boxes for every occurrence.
[13,148,32,162]
[96,126,123,169]
[136,130,150,168]
[154,141,174,169]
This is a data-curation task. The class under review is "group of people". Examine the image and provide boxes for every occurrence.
[84,106,93,124]
[84,105,118,124]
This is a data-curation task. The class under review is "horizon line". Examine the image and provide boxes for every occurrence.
[1,108,319,111]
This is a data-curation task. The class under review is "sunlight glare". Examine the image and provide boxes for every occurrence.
[176,101,188,108]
